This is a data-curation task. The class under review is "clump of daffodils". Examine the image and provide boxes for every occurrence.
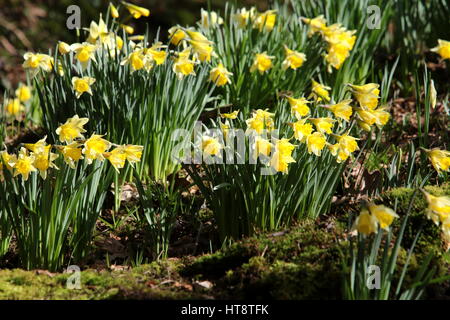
[352,203,399,235]
[3,83,33,119]
[0,116,143,179]
[303,15,356,72]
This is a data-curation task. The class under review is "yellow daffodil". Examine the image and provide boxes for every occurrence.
[422,190,450,226]
[254,136,272,159]
[59,142,83,169]
[220,110,239,119]
[123,144,143,165]
[33,147,59,179]
[83,134,112,164]
[368,203,399,230]
[15,85,32,102]
[72,77,96,99]
[189,39,215,62]
[353,208,378,236]
[287,97,311,119]
[220,121,230,140]
[0,150,17,172]
[309,80,331,102]
[306,132,326,156]
[310,117,336,134]
[250,52,274,74]
[110,3,119,18]
[302,15,327,36]
[291,119,313,143]
[168,26,187,45]
[105,147,128,172]
[334,133,359,154]
[13,148,37,181]
[270,138,296,173]
[70,42,97,70]
[202,136,222,156]
[327,143,350,163]
[58,41,71,55]
[431,39,450,60]
[348,83,380,110]
[199,9,223,28]
[121,24,135,34]
[209,63,232,86]
[423,148,450,173]
[56,115,89,143]
[5,98,24,116]
[172,49,196,80]
[282,46,306,70]
[324,99,353,122]
[245,109,275,135]
[254,10,277,32]
[23,52,53,77]
[122,1,150,19]
[87,17,109,44]
[233,7,256,28]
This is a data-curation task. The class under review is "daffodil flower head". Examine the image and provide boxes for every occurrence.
[309,80,331,102]
[82,134,112,164]
[250,52,274,74]
[421,190,450,225]
[13,148,37,181]
[60,142,84,169]
[291,119,313,143]
[15,85,32,102]
[168,26,187,46]
[352,208,378,236]
[306,132,326,156]
[122,1,150,19]
[56,115,89,143]
[199,8,224,28]
[302,15,327,36]
[220,110,239,120]
[209,63,232,86]
[325,99,353,122]
[431,39,450,60]
[367,203,398,230]
[202,135,222,156]
[423,148,450,174]
[4,98,24,116]
[253,10,277,32]
[70,42,97,70]
[23,52,54,77]
[72,76,96,99]
[348,83,380,110]
[287,97,311,119]
[282,46,307,70]
[0,150,17,172]
[309,117,336,134]
[232,7,257,28]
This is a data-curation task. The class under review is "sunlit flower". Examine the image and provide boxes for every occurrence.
[83,134,112,164]
[202,135,222,156]
[352,208,378,236]
[23,52,54,77]
[253,10,277,32]
[270,138,296,173]
[0,150,17,172]
[282,46,306,70]
[431,39,450,60]
[122,1,150,19]
[209,63,232,86]
[334,133,359,154]
[220,121,230,140]
[13,148,36,181]
[233,7,256,28]
[70,42,97,70]
[348,83,380,110]
[287,97,310,119]
[327,143,350,163]
[309,80,331,102]
[56,115,89,143]
[189,39,215,62]
[33,146,59,179]
[72,76,96,99]
[168,26,187,46]
[86,16,109,44]
[422,190,450,226]
[110,3,119,18]
[121,24,134,34]
[368,203,398,230]
[4,98,24,116]
[59,142,83,169]
[423,148,450,173]
[172,49,196,80]
[254,136,272,159]
[106,147,127,172]
[310,117,336,134]
[250,52,274,74]
[324,99,353,122]
[302,15,327,36]
[123,144,143,165]
[58,41,71,55]
[291,119,313,143]
[199,8,223,28]
[306,132,326,156]
[220,110,239,119]
[246,109,275,135]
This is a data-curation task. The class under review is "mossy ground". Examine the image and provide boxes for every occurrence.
[0,184,448,300]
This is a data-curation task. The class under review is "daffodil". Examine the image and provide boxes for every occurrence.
[83,134,112,164]
[306,132,326,156]
[122,1,150,19]
[291,119,313,143]
[220,110,239,119]
[310,117,336,134]
[309,80,331,102]
[302,15,327,36]
[172,49,196,80]
[123,144,143,165]
[254,136,272,159]
[431,39,450,60]
[327,143,350,163]
[168,26,187,45]
[70,42,97,70]
[23,52,54,77]
[110,3,119,18]
[333,133,359,154]
[199,9,223,28]
[0,150,17,172]
[86,17,109,44]
[145,42,167,65]
[348,83,380,110]
[287,97,311,119]
[270,138,296,173]
[209,63,232,86]
[14,85,31,103]
[121,24,134,34]
[250,52,274,74]
[422,190,450,225]
[233,7,256,28]
[368,203,398,230]
[324,99,353,122]
[423,148,450,173]
[352,208,378,236]
[253,10,277,32]
[59,142,83,169]
[13,148,36,181]
[282,46,306,70]
[72,77,96,99]
[105,147,128,172]
[56,115,89,143]
[58,41,71,55]
[33,146,59,179]
[189,39,215,62]
[202,136,222,156]
[4,98,24,116]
